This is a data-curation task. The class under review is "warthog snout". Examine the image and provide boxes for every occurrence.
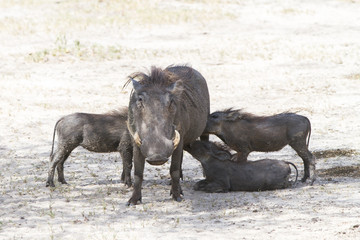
[128,121,180,151]
[127,121,181,165]
[144,130,180,165]
[145,155,169,165]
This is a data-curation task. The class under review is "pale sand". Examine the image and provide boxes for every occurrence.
[0,0,359,239]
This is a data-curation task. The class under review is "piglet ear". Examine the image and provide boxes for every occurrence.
[131,78,142,93]
[214,151,231,161]
[212,145,231,161]
[168,80,184,96]
[227,111,240,121]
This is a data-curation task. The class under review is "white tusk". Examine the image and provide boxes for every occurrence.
[133,132,142,147]
[127,120,142,147]
[173,130,180,150]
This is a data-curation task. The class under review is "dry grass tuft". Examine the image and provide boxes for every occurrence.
[318,165,360,178]
[313,149,359,159]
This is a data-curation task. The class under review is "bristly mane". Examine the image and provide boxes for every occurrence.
[124,65,200,110]
[222,108,259,121]
[222,108,293,121]
[123,65,190,90]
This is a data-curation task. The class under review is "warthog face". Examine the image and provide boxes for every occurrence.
[186,141,232,164]
[205,111,230,135]
[128,78,182,165]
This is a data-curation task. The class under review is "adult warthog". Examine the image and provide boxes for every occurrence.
[204,109,316,183]
[126,65,210,205]
[46,108,133,187]
[185,140,298,192]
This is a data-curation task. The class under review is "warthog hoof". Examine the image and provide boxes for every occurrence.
[58,179,68,185]
[172,195,183,202]
[126,196,142,206]
[124,181,132,188]
[193,179,208,191]
[301,176,307,183]
[46,181,55,188]
[301,176,316,185]
[170,188,183,202]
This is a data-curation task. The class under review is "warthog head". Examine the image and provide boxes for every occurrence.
[205,109,246,135]
[127,68,183,165]
[204,110,230,136]
[186,141,232,164]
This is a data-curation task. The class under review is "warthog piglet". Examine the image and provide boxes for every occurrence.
[46,108,133,188]
[185,141,298,192]
[204,109,315,183]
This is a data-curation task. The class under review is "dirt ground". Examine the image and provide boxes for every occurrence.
[1,0,360,239]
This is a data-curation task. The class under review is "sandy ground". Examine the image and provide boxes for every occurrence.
[1,0,360,239]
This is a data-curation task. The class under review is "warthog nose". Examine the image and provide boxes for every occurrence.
[145,155,169,165]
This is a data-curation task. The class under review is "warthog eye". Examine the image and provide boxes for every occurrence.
[211,113,219,119]
[136,95,144,108]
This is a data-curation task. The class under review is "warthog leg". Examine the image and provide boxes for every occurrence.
[57,153,71,184]
[119,139,133,188]
[170,145,183,202]
[198,181,228,193]
[290,141,316,183]
[46,146,73,187]
[127,147,144,206]
[193,179,209,191]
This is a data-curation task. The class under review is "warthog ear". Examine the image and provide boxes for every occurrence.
[211,147,231,161]
[215,151,231,161]
[131,78,142,92]
[227,111,241,121]
[168,80,184,96]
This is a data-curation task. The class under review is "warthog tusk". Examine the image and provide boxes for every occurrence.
[133,132,142,147]
[127,120,178,149]
[127,121,142,147]
[173,130,180,150]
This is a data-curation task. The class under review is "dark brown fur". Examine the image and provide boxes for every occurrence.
[46,108,133,187]
[126,65,210,205]
[204,109,316,183]
[185,141,298,192]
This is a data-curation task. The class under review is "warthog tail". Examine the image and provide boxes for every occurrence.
[286,161,298,185]
[306,117,311,148]
[50,118,62,157]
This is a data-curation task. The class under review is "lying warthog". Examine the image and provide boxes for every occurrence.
[185,141,298,192]
[204,109,315,183]
[126,65,210,205]
[46,108,133,187]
